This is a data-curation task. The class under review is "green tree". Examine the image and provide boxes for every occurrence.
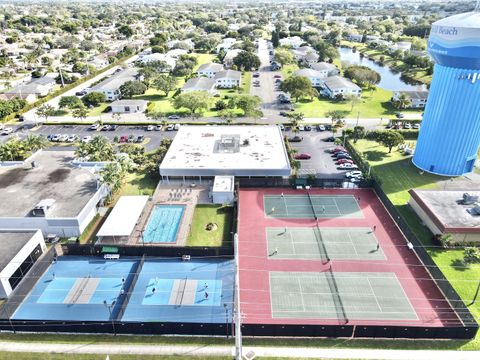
[229,94,261,117]
[172,91,212,115]
[393,92,412,109]
[274,48,295,67]
[352,126,366,143]
[464,247,480,265]
[153,75,178,97]
[72,104,88,120]
[280,76,319,102]
[287,112,304,133]
[377,130,404,153]
[82,92,106,107]
[75,135,115,161]
[0,138,26,161]
[59,96,82,110]
[119,80,147,99]
[233,51,261,71]
[36,104,56,121]
[100,162,126,195]
[344,65,381,88]
[23,134,48,152]
[118,25,134,38]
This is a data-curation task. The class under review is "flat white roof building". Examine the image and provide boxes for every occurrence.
[159,126,291,179]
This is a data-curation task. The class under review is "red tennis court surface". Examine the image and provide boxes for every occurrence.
[237,188,461,328]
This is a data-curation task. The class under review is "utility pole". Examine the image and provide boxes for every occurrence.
[233,233,242,360]
[58,67,65,87]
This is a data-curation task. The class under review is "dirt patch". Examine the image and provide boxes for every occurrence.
[48,168,71,183]
[205,222,218,231]
[0,168,28,188]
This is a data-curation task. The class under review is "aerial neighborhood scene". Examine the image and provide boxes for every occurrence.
[1,0,480,359]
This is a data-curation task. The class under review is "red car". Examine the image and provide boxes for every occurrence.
[119,135,128,143]
[336,159,354,165]
[294,153,311,160]
[331,147,346,154]
[274,75,282,78]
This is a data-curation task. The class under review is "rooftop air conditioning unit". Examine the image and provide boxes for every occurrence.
[32,198,55,217]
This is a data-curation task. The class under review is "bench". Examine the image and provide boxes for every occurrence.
[104,254,120,260]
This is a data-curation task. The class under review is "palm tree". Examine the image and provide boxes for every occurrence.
[0,138,26,161]
[23,134,48,152]
[394,93,412,109]
[288,112,304,134]
[72,104,88,121]
[100,163,125,194]
[75,136,115,161]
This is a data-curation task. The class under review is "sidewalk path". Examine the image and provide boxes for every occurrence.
[0,341,478,359]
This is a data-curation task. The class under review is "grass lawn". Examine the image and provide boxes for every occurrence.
[353,139,480,347]
[193,53,217,71]
[120,172,158,196]
[87,103,110,117]
[0,354,228,360]
[293,88,422,119]
[240,71,252,94]
[186,205,233,247]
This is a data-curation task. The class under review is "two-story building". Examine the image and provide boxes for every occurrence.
[321,76,362,99]
[197,63,224,78]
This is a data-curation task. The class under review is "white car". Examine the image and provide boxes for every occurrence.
[59,134,69,142]
[345,170,362,178]
[338,163,358,170]
[1,127,13,135]
[89,124,100,131]
[66,135,77,142]
[155,125,162,131]
[318,125,325,131]
[298,125,305,131]
[166,124,174,131]
[81,136,92,143]
[146,125,154,131]
[403,123,412,129]
[174,123,181,130]
[51,134,61,142]
[278,124,285,131]
[413,123,420,129]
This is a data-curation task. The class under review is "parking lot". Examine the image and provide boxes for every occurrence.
[2,124,177,152]
[285,128,357,180]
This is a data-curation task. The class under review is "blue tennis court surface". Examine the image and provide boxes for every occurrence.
[12,257,137,321]
[144,205,185,243]
[122,258,234,323]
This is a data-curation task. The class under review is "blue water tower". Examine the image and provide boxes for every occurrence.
[412,9,480,176]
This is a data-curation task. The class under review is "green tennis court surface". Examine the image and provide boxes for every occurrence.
[264,194,362,219]
[267,227,385,261]
[270,272,417,321]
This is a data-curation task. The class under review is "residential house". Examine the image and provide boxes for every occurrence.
[110,99,148,113]
[1,76,56,103]
[392,91,429,109]
[214,70,241,88]
[166,49,189,59]
[321,76,362,99]
[347,34,364,42]
[291,46,318,65]
[166,39,194,50]
[279,36,304,49]
[294,69,324,87]
[223,49,242,68]
[89,68,140,101]
[181,77,216,94]
[310,62,340,77]
[137,53,176,71]
[197,63,224,78]
[216,38,238,53]
[393,42,412,52]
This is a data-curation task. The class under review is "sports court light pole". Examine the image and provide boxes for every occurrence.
[223,303,229,338]
[104,300,117,335]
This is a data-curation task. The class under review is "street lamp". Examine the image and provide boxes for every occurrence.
[104,299,117,335]
[223,303,229,339]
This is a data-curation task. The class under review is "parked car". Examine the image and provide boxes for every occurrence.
[136,135,145,143]
[155,125,163,131]
[338,163,358,170]
[128,135,136,143]
[304,125,312,131]
[174,123,181,130]
[273,75,282,79]
[253,73,260,78]
[119,135,129,143]
[166,124,175,131]
[324,136,335,142]
[298,125,305,131]
[294,153,311,160]
[101,125,111,131]
[334,151,349,157]
[346,170,363,178]
[275,79,282,83]
[75,90,87,97]
[146,125,154,131]
[167,115,180,120]
[350,176,364,183]
[50,134,61,142]
[2,128,14,135]
[110,125,118,131]
[395,112,405,119]
[336,159,354,165]
[413,123,420,129]
[279,111,288,117]
[336,154,352,160]
[317,125,326,131]
[403,123,412,129]
[288,135,303,142]
[331,147,346,154]
[89,124,99,131]
[278,124,285,131]
[66,135,77,143]
[59,134,69,142]
[81,136,92,143]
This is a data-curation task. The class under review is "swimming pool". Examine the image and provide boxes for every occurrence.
[143,205,185,243]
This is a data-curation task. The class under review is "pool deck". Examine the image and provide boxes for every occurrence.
[130,184,211,246]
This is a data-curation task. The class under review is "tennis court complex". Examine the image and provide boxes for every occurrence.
[267,227,385,261]
[270,271,417,322]
[264,194,362,219]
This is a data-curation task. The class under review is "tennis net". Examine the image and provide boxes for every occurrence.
[325,269,348,324]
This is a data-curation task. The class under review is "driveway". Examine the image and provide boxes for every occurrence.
[285,128,351,179]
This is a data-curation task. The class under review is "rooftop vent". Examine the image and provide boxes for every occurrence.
[32,198,55,217]
[460,193,479,205]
